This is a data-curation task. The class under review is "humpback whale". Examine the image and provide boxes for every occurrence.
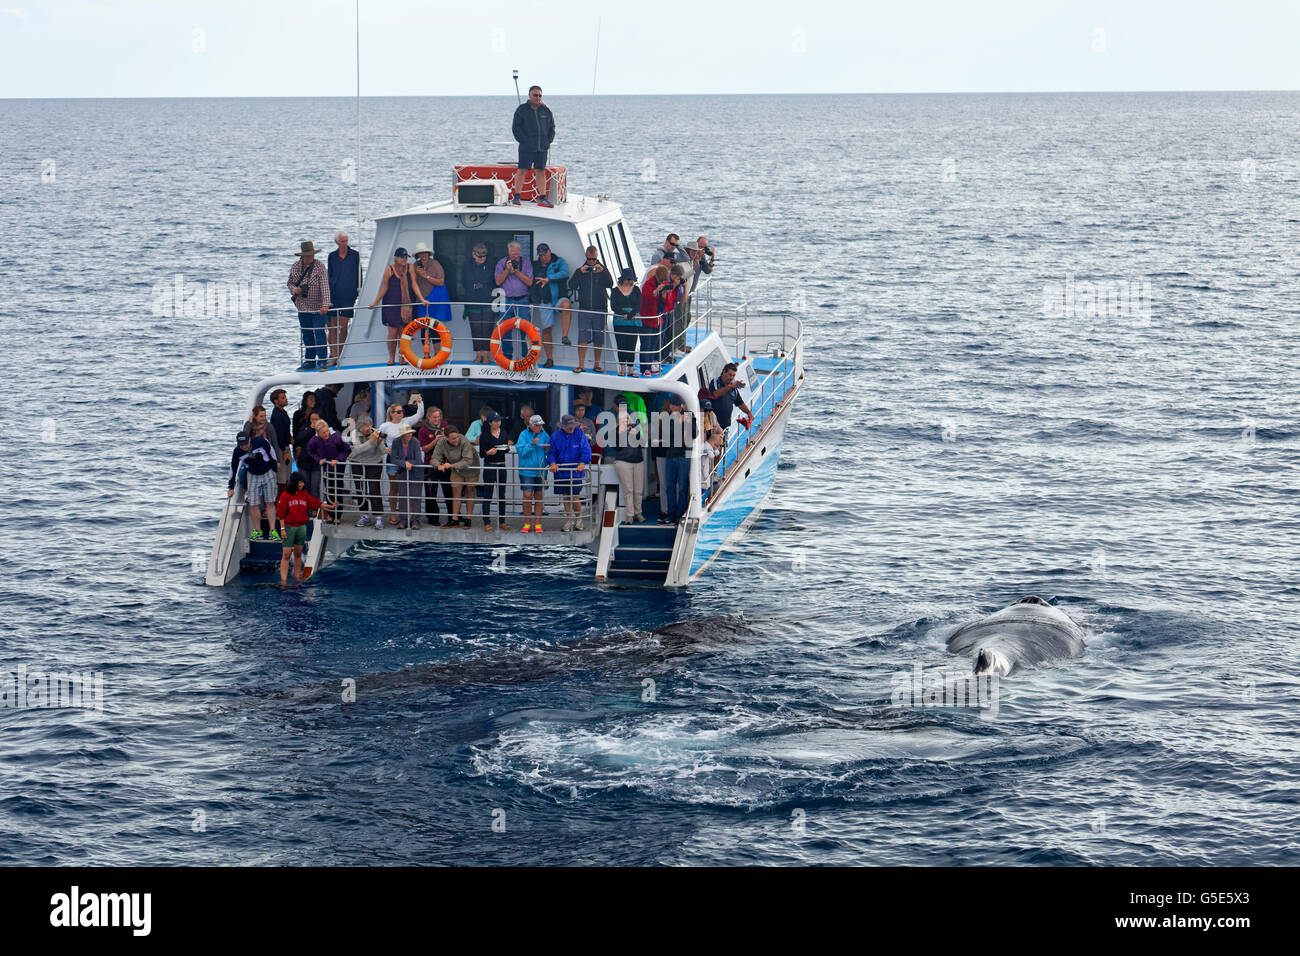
[945,596,1086,676]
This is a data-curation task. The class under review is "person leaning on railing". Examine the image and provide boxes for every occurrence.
[515,414,549,533]
[412,242,452,356]
[347,415,386,529]
[431,425,479,529]
[306,419,351,520]
[366,247,428,366]
[612,407,647,523]
[294,410,322,498]
[567,246,613,372]
[547,414,592,533]
[389,424,425,530]
[494,242,534,362]
[639,265,674,376]
[288,241,332,371]
[611,268,643,377]
[531,243,570,366]
[699,427,724,502]
[417,407,450,523]
[327,231,361,368]
[461,244,496,364]
[377,394,423,521]
[477,413,515,532]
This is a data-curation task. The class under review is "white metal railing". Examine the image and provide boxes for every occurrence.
[709,317,802,493]
[296,272,721,372]
[317,457,598,531]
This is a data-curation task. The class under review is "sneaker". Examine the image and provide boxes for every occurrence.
[543,358,554,368]
[248,529,263,540]
[561,336,572,346]
[460,517,471,529]
[375,516,384,530]
[574,519,585,531]
[657,515,670,525]
[355,515,372,528]
[632,514,645,524]
[535,196,554,208]
[562,518,574,532]
[268,530,282,542]
[508,192,521,205]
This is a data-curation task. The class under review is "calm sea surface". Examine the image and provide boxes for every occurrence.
[1,93,1298,864]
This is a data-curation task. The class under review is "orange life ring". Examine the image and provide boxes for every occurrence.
[399,318,453,370]
[489,317,542,371]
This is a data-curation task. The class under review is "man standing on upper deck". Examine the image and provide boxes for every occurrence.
[327,231,361,367]
[289,241,332,371]
[510,85,556,208]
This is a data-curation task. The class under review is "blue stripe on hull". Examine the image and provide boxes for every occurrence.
[688,416,788,579]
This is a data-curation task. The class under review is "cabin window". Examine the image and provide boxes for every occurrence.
[614,222,633,272]
[433,229,531,301]
[587,230,611,271]
[605,225,626,272]
[699,347,727,388]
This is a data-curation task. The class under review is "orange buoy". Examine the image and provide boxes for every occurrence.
[489,317,543,372]
[399,318,453,370]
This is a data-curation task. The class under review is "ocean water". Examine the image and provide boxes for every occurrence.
[1,93,1298,865]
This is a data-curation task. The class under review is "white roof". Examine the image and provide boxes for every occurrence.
[378,192,622,226]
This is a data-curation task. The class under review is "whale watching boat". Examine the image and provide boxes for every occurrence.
[206,164,803,586]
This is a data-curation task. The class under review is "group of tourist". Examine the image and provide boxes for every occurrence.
[291,229,714,377]
[229,376,740,580]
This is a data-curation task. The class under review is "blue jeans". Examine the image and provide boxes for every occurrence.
[665,456,690,522]
[299,311,326,368]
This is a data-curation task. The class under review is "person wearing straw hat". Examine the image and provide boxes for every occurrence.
[288,241,332,371]
[389,423,425,530]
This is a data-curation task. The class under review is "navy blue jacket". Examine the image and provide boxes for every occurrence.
[512,102,555,152]
[460,258,495,306]
[328,247,362,307]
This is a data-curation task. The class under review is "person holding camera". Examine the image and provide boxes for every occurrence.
[567,246,613,372]
[288,241,332,371]
[531,243,570,367]
[494,241,535,361]
[638,265,676,375]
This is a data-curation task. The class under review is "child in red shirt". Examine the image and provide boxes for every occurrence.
[275,475,336,584]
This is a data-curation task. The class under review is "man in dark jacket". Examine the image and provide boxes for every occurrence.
[312,382,343,430]
[327,231,361,365]
[511,85,556,207]
[268,388,294,493]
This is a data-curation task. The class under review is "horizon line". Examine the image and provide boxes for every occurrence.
[3,88,1299,101]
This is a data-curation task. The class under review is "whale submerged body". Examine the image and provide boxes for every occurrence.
[945,596,1086,676]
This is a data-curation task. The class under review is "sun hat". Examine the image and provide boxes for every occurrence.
[412,241,433,256]
[297,240,321,257]
[529,414,544,425]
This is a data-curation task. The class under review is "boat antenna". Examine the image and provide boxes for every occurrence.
[591,19,601,95]
[512,69,521,105]
[354,0,362,230]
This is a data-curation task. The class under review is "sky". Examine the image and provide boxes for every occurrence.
[2,0,1298,97]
